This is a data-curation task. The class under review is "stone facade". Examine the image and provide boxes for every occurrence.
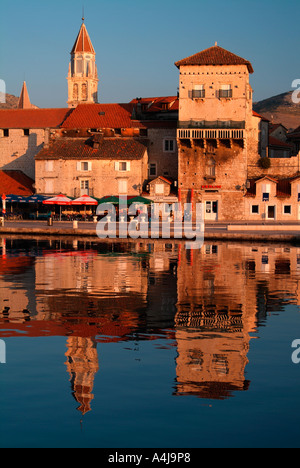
[146,127,178,182]
[175,47,255,221]
[0,128,45,179]
[175,45,300,221]
[35,136,149,199]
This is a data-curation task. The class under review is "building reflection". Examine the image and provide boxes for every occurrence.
[65,337,99,416]
[0,238,300,410]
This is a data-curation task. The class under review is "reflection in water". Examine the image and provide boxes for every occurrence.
[0,237,300,411]
[65,337,99,416]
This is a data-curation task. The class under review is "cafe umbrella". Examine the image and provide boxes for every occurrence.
[43,194,72,221]
[70,194,98,220]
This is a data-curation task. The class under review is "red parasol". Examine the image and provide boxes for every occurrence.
[43,194,72,221]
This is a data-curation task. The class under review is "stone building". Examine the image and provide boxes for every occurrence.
[0,105,72,180]
[175,44,266,221]
[174,44,300,221]
[35,132,148,198]
[34,100,179,201]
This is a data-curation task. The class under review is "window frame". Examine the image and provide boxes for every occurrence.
[115,161,131,172]
[149,163,157,177]
[163,139,176,153]
[251,205,260,215]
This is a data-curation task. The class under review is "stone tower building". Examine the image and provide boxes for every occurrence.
[67,19,99,108]
[175,44,257,221]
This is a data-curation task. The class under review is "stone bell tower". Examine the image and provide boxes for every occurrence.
[67,17,99,108]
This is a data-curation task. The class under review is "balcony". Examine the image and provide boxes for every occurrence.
[74,187,95,198]
[178,120,245,130]
[218,89,233,99]
[177,128,244,140]
[191,89,205,99]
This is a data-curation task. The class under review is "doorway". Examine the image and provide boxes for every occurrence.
[267,205,276,220]
[205,201,218,221]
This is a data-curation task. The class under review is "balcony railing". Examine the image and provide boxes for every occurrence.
[218,89,233,98]
[74,187,95,198]
[179,120,245,129]
[177,128,245,140]
[191,89,205,99]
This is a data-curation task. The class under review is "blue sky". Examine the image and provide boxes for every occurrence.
[0,0,299,108]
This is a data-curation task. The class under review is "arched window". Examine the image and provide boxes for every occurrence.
[76,56,83,75]
[206,158,216,177]
[73,84,78,100]
[82,83,87,101]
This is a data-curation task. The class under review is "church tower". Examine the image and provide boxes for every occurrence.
[67,18,99,108]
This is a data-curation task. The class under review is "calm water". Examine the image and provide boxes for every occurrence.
[0,237,300,448]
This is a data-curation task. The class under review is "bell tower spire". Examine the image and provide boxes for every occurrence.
[67,18,98,108]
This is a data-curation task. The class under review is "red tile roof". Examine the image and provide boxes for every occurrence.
[130,96,179,112]
[246,177,292,199]
[175,45,254,73]
[35,137,148,161]
[255,176,279,184]
[252,110,269,121]
[269,136,293,148]
[61,102,178,130]
[61,103,134,129]
[277,179,291,198]
[0,170,34,195]
[71,22,95,54]
[0,108,73,129]
[149,176,172,185]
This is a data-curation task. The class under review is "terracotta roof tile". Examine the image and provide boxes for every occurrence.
[35,137,148,161]
[246,177,292,199]
[149,176,172,185]
[0,170,34,195]
[61,103,134,129]
[175,45,254,73]
[0,108,73,129]
[252,110,269,121]
[269,136,293,148]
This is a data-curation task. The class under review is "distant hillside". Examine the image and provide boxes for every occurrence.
[253,91,300,130]
[0,93,19,109]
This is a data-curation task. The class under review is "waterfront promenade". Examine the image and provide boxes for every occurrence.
[0,219,300,243]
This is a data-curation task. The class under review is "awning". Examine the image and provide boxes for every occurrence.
[43,195,72,205]
[71,194,98,205]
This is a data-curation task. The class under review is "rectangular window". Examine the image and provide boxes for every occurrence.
[251,205,259,214]
[80,180,89,195]
[192,84,205,99]
[262,193,270,202]
[45,161,54,172]
[164,139,175,152]
[115,161,130,172]
[219,84,232,98]
[3,129,9,137]
[284,205,291,215]
[23,129,30,136]
[80,180,89,190]
[149,163,157,177]
[77,161,92,171]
